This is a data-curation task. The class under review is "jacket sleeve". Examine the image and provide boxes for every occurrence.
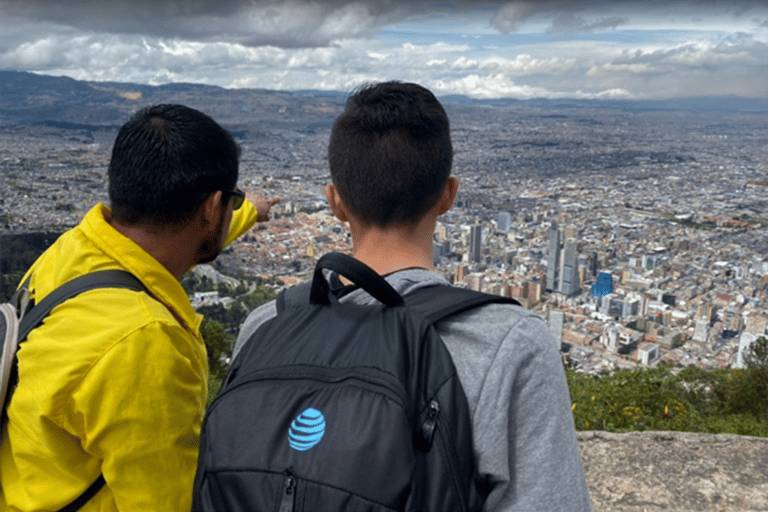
[61,319,207,511]
[223,199,259,248]
[475,315,594,512]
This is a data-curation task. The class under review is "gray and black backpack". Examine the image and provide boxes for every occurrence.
[193,252,519,512]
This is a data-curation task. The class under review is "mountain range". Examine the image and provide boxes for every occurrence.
[2,70,766,138]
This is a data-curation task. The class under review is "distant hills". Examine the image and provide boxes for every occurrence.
[1,70,766,133]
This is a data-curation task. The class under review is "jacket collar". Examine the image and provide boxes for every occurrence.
[81,204,202,333]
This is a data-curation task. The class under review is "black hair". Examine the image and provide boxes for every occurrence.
[108,104,240,227]
[328,81,452,227]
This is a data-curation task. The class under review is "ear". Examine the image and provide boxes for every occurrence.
[436,177,459,216]
[200,190,224,227]
[325,184,349,222]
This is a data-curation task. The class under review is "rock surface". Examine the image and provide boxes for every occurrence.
[578,431,768,512]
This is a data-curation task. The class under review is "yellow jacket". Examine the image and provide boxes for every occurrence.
[0,201,258,511]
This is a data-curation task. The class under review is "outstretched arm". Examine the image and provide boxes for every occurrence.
[223,195,280,247]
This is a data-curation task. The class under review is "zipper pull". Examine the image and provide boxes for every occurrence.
[418,400,440,452]
[278,471,297,512]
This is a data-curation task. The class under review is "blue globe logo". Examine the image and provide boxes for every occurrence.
[288,408,326,451]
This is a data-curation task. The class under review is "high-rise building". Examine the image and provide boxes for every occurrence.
[559,238,579,296]
[591,271,614,297]
[693,318,708,343]
[623,297,640,318]
[432,240,444,258]
[588,252,598,277]
[546,222,560,291]
[454,264,467,283]
[469,224,482,263]
[525,280,543,302]
[497,211,512,232]
[435,222,448,242]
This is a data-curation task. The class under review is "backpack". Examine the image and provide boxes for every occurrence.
[0,269,147,512]
[193,252,520,512]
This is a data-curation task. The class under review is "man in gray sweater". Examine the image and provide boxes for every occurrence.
[233,81,593,511]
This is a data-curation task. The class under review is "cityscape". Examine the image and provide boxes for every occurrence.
[2,72,768,376]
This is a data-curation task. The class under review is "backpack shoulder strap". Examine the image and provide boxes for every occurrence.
[57,474,106,512]
[278,279,522,324]
[8,270,144,512]
[404,285,521,324]
[275,282,311,314]
[17,269,147,343]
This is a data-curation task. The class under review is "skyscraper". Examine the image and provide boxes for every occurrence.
[559,238,579,296]
[469,224,482,263]
[546,222,560,291]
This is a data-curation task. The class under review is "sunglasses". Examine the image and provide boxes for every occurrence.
[221,188,246,210]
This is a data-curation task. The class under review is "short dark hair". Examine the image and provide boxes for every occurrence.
[328,81,452,227]
[108,104,240,227]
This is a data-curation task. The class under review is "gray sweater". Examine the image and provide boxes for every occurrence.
[233,269,594,512]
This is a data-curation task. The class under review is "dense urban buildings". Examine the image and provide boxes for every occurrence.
[2,74,767,376]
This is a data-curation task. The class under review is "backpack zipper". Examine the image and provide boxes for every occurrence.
[419,399,440,448]
[433,405,472,512]
[212,365,408,414]
[278,471,297,512]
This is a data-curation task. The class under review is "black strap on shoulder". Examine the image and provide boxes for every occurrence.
[310,253,403,307]
[11,270,146,512]
[278,268,521,324]
[404,285,521,324]
[17,270,147,343]
[276,282,315,314]
[58,474,106,512]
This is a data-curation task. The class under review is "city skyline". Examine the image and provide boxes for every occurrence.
[1,66,767,376]
[1,0,766,100]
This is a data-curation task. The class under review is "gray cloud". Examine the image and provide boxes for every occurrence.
[0,0,418,48]
[546,13,629,34]
[490,0,767,34]
[2,0,766,47]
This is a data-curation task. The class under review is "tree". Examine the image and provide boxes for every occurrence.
[742,336,768,426]
[240,285,277,312]
[199,318,235,406]
[744,336,768,370]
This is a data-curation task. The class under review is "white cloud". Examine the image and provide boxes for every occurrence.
[1,1,765,99]
[432,73,551,98]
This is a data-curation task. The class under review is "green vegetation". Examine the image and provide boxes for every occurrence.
[0,232,63,301]
[194,284,277,334]
[197,282,277,406]
[567,338,768,437]
[200,318,236,407]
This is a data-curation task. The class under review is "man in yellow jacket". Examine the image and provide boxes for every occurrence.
[0,104,278,511]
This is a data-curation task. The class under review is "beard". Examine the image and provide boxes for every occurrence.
[194,211,226,265]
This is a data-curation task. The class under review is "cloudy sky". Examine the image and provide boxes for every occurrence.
[1,0,766,99]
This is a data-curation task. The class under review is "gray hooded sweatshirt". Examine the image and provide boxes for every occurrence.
[233,268,594,512]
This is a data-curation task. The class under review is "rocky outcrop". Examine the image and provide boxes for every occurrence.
[578,431,768,511]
